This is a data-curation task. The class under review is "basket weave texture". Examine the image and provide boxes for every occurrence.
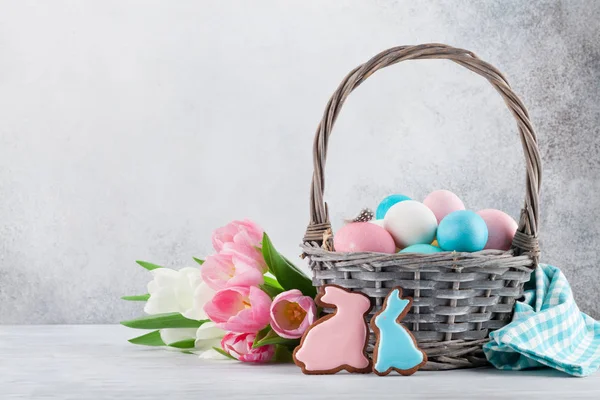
[302,44,542,370]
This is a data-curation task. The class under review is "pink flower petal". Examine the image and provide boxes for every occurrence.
[223,308,257,333]
[212,220,264,253]
[269,290,317,339]
[227,269,264,289]
[201,253,236,291]
[272,289,302,303]
[271,300,292,326]
[220,332,274,363]
[203,287,249,324]
[249,286,272,326]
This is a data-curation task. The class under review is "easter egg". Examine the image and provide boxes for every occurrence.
[369,219,385,228]
[423,190,466,223]
[477,209,518,251]
[383,200,438,247]
[400,244,443,254]
[431,239,439,247]
[334,222,396,254]
[437,210,488,252]
[376,194,411,219]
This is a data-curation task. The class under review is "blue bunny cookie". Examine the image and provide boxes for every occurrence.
[370,288,427,376]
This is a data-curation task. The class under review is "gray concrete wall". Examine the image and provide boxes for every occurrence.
[1,0,598,323]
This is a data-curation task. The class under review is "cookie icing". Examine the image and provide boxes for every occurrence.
[293,285,372,374]
[371,288,427,375]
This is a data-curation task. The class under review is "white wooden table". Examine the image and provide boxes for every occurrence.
[1,325,599,399]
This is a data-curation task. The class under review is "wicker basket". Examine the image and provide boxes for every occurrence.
[301,44,541,370]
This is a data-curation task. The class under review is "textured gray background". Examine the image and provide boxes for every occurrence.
[0,0,598,324]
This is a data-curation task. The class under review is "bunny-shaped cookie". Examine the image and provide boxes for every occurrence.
[293,285,372,374]
[371,288,427,376]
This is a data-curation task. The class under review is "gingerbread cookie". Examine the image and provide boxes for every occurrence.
[370,287,427,376]
[293,284,372,375]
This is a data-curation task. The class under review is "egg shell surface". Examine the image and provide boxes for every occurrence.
[383,200,438,247]
[369,219,385,227]
[334,222,396,254]
[400,244,443,254]
[477,209,518,251]
[437,210,488,252]
[423,190,466,223]
[375,194,411,219]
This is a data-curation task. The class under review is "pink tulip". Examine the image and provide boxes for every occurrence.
[204,286,272,333]
[270,289,317,339]
[221,332,275,363]
[201,252,265,291]
[212,220,265,268]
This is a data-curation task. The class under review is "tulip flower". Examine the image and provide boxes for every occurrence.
[204,286,272,333]
[144,267,225,358]
[270,289,317,339]
[212,220,266,269]
[201,252,265,291]
[221,332,275,363]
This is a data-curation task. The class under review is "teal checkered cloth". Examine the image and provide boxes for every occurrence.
[484,264,600,377]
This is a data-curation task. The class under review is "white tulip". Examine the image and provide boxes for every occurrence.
[144,266,227,359]
[159,328,198,345]
[145,267,205,318]
[194,322,228,360]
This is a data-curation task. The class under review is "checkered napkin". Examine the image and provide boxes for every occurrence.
[483,264,600,377]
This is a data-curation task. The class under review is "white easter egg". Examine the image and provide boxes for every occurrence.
[369,219,385,227]
[383,200,438,247]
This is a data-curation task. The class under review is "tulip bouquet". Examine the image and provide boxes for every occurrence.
[121,220,318,363]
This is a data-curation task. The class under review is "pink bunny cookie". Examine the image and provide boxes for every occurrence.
[293,284,372,374]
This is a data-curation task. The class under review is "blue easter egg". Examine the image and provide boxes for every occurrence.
[376,194,411,219]
[437,210,488,252]
[399,244,443,254]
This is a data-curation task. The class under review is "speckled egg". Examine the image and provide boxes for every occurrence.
[334,222,396,254]
[423,190,466,223]
[399,244,443,254]
[383,200,438,248]
[477,209,518,251]
[437,210,488,252]
[375,194,411,219]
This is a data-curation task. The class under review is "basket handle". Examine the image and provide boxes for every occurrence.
[303,44,541,260]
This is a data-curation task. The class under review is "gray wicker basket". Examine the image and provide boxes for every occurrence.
[302,44,541,370]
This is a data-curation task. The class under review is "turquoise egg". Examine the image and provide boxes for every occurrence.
[399,244,443,254]
[437,210,488,252]
[376,194,411,219]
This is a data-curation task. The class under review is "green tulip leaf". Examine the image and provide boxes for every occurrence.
[193,257,204,266]
[135,260,163,271]
[213,347,237,360]
[260,282,284,298]
[121,313,208,330]
[252,328,299,349]
[168,339,196,349]
[121,294,150,301]
[261,233,316,297]
[272,344,295,363]
[252,326,272,348]
[263,275,283,289]
[128,330,165,346]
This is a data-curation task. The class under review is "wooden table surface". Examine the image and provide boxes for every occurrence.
[1,325,599,399]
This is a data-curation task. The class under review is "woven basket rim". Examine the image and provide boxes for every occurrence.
[302,243,535,273]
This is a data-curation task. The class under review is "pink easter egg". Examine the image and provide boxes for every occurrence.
[423,190,466,223]
[477,209,518,251]
[334,222,396,254]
